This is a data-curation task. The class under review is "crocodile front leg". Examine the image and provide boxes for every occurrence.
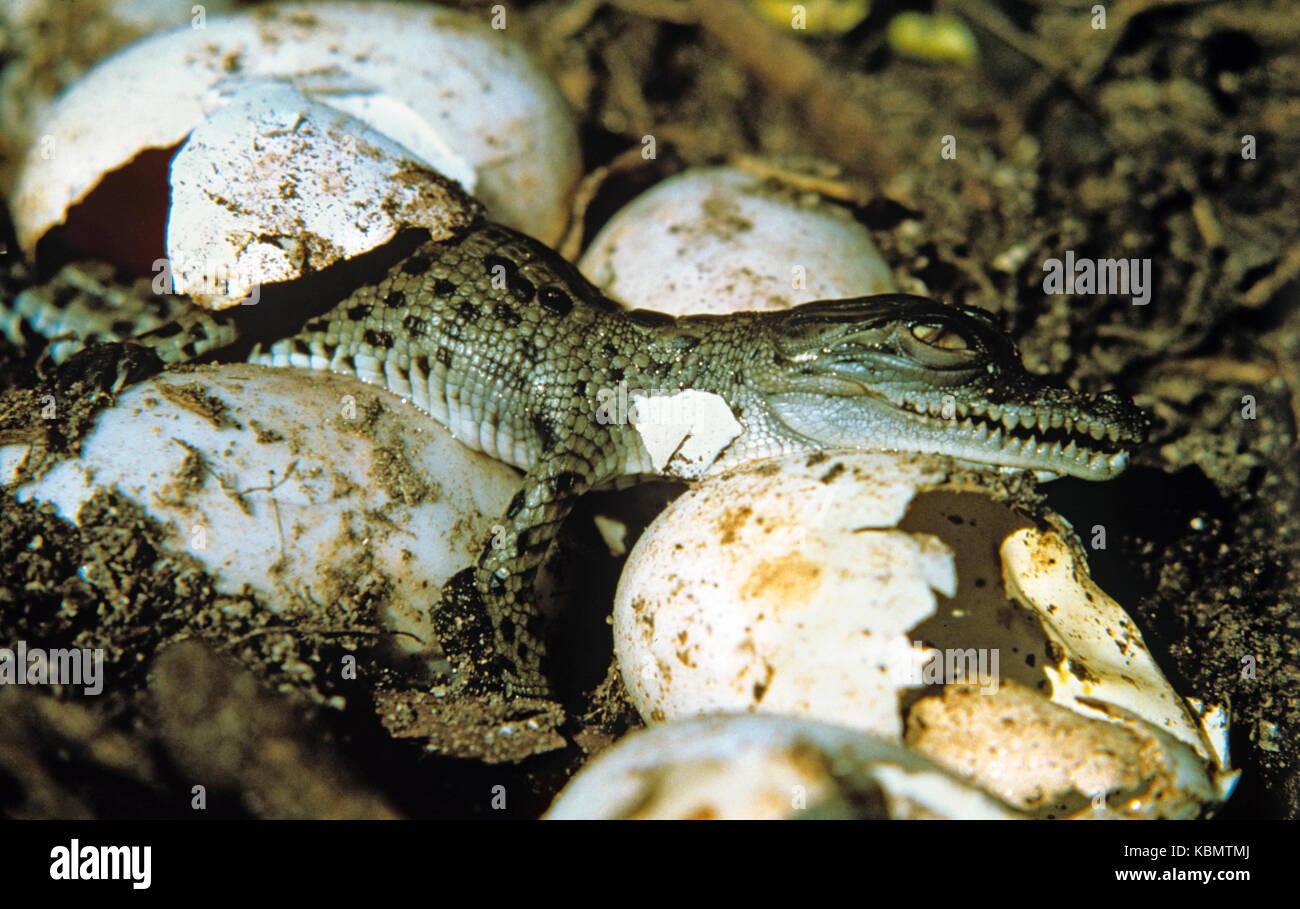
[477,445,601,696]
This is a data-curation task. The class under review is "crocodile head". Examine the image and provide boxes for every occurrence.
[749,294,1148,480]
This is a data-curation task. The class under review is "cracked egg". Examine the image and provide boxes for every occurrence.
[611,450,1238,817]
[11,1,579,285]
[0,364,545,677]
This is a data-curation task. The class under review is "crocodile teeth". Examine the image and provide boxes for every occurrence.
[986,403,1003,422]
[1062,439,1079,460]
[1050,411,1065,429]
[1089,422,1106,440]
[1037,413,1051,433]
[1002,411,1020,431]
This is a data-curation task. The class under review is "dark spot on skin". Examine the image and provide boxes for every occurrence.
[148,321,184,339]
[304,319,330,333]
[385,290,406,308]
[435,346,453,367]
[347,304,372,321]
[496,304,521,328]
[602,343,617,358]
[110,319,136,335]
[414,354,431,375]
[433,279,456,297]
[455,301,480,322]
[52,286,78,308]
[947,514,964,525]
[522,340,541,361]
[627,308,676,328]
[532,415,557,449]
[1025,653,1036,668]
[506,490,525,519]
[401,255,431,276]
[538,286,573,316]
[498,617,515,644]
[552,471,582,494]
[181,341,199,358]
[974,578,986,588]
[364,329,393,348]
[608,367,624,382]
[820,462,845,483]
[509,276,535,303]
[402,314,428,336]
[805,452,829,467]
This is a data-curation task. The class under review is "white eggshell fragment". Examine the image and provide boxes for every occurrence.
[166,79,479,308]
[578,166,895,315]
[12,0,580,261]
[612,450,1236,817]
[545,714,1025,819]
[0,365,522,671]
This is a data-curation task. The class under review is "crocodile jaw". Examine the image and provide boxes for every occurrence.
[764,391,1135,480]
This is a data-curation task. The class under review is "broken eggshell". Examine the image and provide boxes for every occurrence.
[0,364,529,675]
[165,79,481,308]
[545,713,1026,819]
[611,450,1237,817]
[578,165,895,315]
[11,0,580,272]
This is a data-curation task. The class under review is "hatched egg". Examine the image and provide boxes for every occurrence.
[11,0,579,277]
[611,450,1237,817]
[578,166,894,316]
[544,713,1025,820]
[0,364,530,676]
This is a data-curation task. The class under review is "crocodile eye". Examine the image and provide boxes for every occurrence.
[910,323,969,351]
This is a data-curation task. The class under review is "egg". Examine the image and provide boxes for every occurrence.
[545,713,1026,819]
[578,166,894,315]
[611,450,1238,817]
[11,0,580,275]
[0,364,526,675]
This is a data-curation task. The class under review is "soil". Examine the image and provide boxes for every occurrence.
[0,0,1296,818]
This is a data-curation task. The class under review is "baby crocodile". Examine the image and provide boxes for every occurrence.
[3,221,1148,695]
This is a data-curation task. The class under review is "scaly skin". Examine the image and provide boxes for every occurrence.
[2,221,1149,695]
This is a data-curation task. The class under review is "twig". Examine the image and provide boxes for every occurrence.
[688,0,900,189]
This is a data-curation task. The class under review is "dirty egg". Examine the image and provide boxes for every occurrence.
[611,450,1237,817]
[578,165,894,315]
[11,0,580,274]
[0,364,528,674]
[545,713,1025,819]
